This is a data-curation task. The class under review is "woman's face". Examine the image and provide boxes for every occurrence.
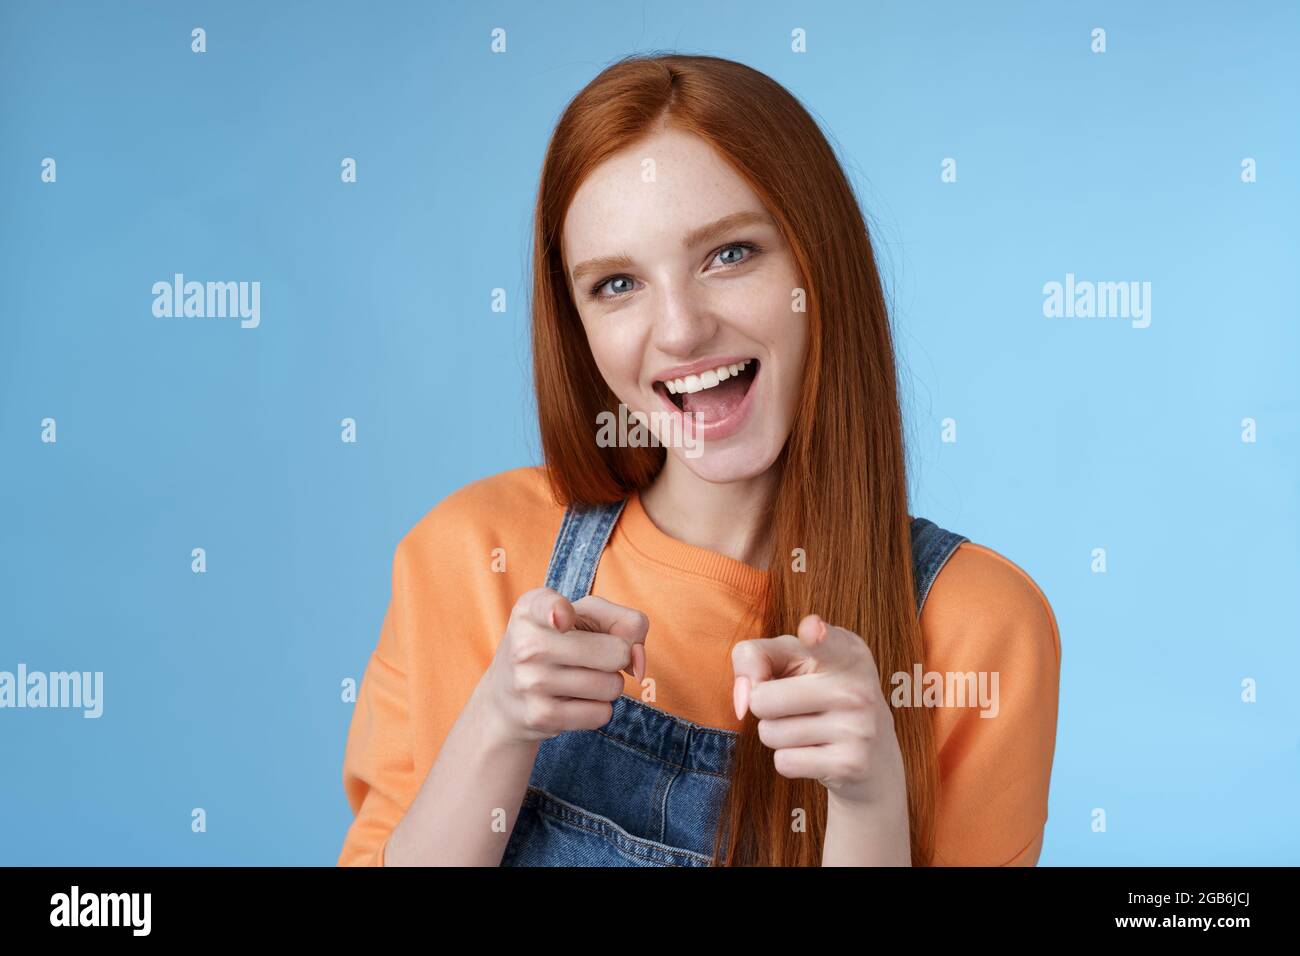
[561,126,809,485]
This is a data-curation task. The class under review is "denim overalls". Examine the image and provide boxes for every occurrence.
[500,500,968,867]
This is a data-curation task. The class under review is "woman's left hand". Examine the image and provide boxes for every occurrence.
[731,613,907,811]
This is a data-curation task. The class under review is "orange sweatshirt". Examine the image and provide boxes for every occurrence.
[338,466,1061,867]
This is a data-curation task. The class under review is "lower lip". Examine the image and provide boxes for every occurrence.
[654,363,761,444]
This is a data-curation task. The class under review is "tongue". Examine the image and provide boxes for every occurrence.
[680,374,749,423]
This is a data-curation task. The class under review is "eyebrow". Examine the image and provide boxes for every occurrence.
[568,210,776,287]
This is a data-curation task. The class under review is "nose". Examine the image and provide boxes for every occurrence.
[650,279,720,358]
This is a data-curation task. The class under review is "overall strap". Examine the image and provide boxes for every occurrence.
[544,500,629,602]
[908,516,969,615]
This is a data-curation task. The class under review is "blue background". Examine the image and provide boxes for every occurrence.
[1,0,1296,865]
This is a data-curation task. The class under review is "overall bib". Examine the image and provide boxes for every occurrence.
[500,500,968,867]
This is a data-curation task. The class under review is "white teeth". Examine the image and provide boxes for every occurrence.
[660,360,755,397]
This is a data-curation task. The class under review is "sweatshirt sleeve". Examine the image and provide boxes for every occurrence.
[337,541,418,867]
[334,468,558,867]
[923,543,1063,867]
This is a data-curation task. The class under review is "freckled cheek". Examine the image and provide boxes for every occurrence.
[586,327,648,398]
[745,297,804,364]
[732,271,800,337]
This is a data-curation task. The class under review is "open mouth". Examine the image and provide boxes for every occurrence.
[653,358,760,424]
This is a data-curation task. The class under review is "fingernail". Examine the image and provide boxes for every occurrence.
[549,608,559,630]
[733,676,750,721]
[632,644,645,682]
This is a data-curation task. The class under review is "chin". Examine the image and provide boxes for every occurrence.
[667,439,783,485]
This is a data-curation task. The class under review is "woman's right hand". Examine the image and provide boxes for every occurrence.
[476,588,649,745]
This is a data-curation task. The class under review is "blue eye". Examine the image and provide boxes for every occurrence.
[592,275,636,299]
[714,242,757,266]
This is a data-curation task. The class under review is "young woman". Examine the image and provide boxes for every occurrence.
[338,53,1061,867]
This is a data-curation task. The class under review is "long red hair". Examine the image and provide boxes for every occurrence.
[530,53,936,866]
